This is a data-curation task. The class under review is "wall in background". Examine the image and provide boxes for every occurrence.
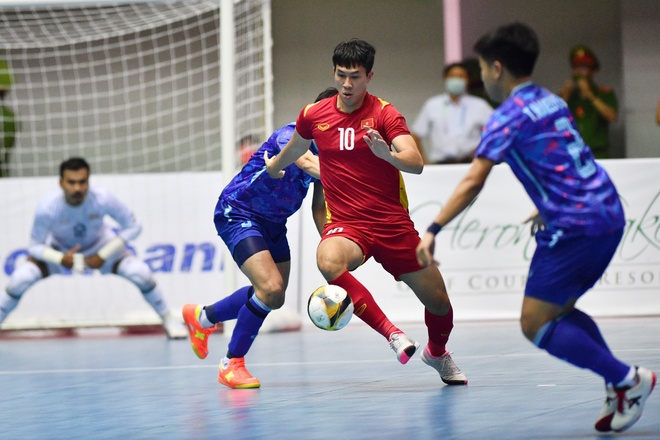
[271,0,659,158]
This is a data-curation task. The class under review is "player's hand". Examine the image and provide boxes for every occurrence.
[85,254,105,269]
[61,244,81,269]
[264,151,285,179]
[416,233,439,267]
[363,128,392,162]
[523,210,545,236]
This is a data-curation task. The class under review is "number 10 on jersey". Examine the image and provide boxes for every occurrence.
[338,127,355,150]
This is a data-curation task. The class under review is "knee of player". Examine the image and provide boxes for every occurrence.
[115,257,156,293]
[519,313,544,343]
[6,261,43,298]
[316,255,344,280]
[255,281,286,309]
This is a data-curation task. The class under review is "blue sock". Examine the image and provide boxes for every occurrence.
[205,286,253,323]
[227,294,270,358]
[534,309,630,385]
[566,309,611,351]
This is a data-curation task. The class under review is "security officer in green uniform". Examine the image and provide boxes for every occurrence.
[559,46,618,159]
[0,59,17,177]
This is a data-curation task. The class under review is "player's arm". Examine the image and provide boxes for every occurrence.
[310,181,326,235]
[86,193,142,269]
[27,206,82,271]
[294,150,320,179]
[29,239,82,271]
[416,157,495,266]
[364,128,423,174]
[576,79,617,122]
[411,133,429,164]
[265,129,312,179]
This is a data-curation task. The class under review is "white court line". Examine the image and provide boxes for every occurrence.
[1,347,658,376]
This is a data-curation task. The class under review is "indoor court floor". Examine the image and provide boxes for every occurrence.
[1,317,659,440]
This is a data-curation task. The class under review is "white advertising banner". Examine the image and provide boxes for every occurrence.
[0,159,658,329]
[297,158,660,324]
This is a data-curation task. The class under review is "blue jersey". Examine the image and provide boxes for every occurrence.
[218,123,318,223]
[475,83,624,236]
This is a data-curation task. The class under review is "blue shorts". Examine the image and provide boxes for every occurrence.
[214,199,290,267]
[525,228,623,306]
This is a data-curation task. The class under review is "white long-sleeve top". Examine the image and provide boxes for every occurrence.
[28,185,142,259]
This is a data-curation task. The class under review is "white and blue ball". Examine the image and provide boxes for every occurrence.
[307,284,353,331]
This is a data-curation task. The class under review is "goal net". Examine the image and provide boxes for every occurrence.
[0,0,272,177]
[0,0,275,332]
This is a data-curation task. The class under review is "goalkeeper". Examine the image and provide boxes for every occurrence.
[0,157,186,339]
[183,87,420,389]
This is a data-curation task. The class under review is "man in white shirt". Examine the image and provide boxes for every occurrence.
[412,62,493,164]
[0,157,186,338]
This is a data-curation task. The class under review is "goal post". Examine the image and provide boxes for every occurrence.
[0,0,273,330]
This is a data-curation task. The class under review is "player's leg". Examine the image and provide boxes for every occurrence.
[317,233,417,364]
[524,229,655,432]
[522,296,631,383]
[0,258,48,324]
[214,244,288,389]
[400,266,467,385]
[113,255,186,339]
[203,210,291,389]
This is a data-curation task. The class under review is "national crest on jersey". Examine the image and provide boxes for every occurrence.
[295,93,413,225]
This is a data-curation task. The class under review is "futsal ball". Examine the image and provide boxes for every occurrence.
[307,284,354,331]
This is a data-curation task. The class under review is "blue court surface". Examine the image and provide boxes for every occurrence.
[1,317,658,440]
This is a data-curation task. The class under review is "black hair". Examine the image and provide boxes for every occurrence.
[59,157,90,178]
[473,22,539,77]
[315,87,338,102]
[443,62,467,78]
[332,39,376,74]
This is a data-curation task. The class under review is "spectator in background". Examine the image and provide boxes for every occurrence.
[559,46,618,159]
[411,62,493,164]
[0,59,17,178]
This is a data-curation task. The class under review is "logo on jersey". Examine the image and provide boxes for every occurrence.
[73,223,87,238]
[361,118,374,129]
[317,123,330,131]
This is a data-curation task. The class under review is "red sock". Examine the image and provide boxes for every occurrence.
[331,271,399,339]
[425,306,454,357]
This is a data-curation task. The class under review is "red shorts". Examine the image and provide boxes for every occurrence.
[321,220,424,280]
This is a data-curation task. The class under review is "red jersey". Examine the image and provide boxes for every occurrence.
[296,93,412,225]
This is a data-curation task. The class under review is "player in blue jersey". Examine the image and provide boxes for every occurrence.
[416,23,655,433]
[0,157,186,338]
[183,87,420,389]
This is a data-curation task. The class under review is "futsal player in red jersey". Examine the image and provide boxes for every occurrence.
[266,39,467,384]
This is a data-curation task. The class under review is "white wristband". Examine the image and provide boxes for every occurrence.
[72,253,86,273]
[97,236,126,260]
[41,247,65,265]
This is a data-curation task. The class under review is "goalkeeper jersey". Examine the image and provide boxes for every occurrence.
[29,185,141,258]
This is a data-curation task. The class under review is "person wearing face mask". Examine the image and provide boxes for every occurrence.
[559,46,618,159]
[411,62,493,164]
